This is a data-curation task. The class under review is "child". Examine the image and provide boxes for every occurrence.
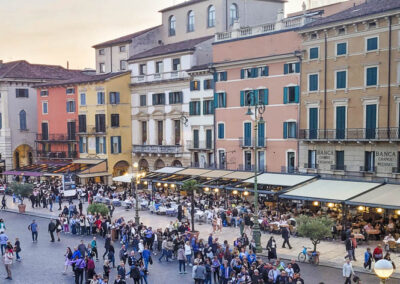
[363,247,372,271]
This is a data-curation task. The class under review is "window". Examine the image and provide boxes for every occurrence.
[119,46,126,52]
[169,92,183,104]
[366,66,378,86]
[19,110,27,130]
[338,28,346,35]
[174,120,181,145]
[172,58,180,71]
[99,49,105,55]
[368,22,376,29]
[284,62,300,74]
[95,114,106,133]
[203,79,214,90]
[109,92,120,104]
[240,68,259,79]
[310,33,317,40]
[309,107,318,139]
[42,101,48,114]
[309,47,319,59]
[365,104,377,139]
[244,122,251,146]
[97,92,105,104]
[308,150,316,169]
[152,93,165,105]
[336,151,345,170]
[67,121,76,140]
[16,88,28,98]
[214,92,226,108]
[99,63,105,73]
[41,122,48,140]
[336,106,346,139]
[66,88,75,94]
[169,15,176,36]
[80,93,86,106]
[229,3,238,25]
[203,100,214,115]
[258,122,265,147]
[218,123,225,139]
[208,5,215,28]
[139,64,147,75]
[193,129,199,148]
[364,151,375,172]
[157,121,163,145]
[189,101,201,115]
[366,37,378,51]
[96,137,106,154]
[120,60,127,70]
[40,90,48,97]
[140,95,147,106]
[79,137,88,154]
[110,136,121,154]
[244,151,252,171]
[190,80,200,91]
[111,114,120,127]
[66,101,75,113]
[336,70,347,89]
[155,61,163,74]
[336,42,347,56]
[78,115,86,133]
[283,86,299,104]
[283,121,297,139]
[206,129,212,149]
[141,121,147,144]
[308,74,319,91]
[187,10,195,32]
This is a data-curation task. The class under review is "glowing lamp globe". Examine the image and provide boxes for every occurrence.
[374,259,394,280]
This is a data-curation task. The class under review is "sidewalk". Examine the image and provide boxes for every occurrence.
[3,199,400,279]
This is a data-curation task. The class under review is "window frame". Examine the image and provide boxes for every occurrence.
[229,3,238,26]
[140,95,147,107]
[208,5,216,28]
[308,73,319,92]
[40,90,48,97]
[309,46,319,60]
[169,15,176,36]
[139,64,147,75]
[365,36,379,52]
[217,122,225,139]
[16,88,29,98]
[97,92,105,105]
[98,49,105,55]
[66,100,76,113]
[42,101,48,115]
[80,93,86,106]
[335,69,348,90]
[336,42,348,56]
[187,10,195,32]
[365,65,379,87]
[119,45,126,52]
[99,63,105,73]
[110,114,120,128]
[120,60,127,71]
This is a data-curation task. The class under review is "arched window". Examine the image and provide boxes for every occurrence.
[208,5,216,28]
[229,3,238,26]
[19,110,26,130]
[187,10,195,32]
[169,15,176,36]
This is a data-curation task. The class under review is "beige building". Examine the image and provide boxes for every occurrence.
[298,0,400,181]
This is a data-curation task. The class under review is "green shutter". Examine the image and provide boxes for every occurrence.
[79,138,83,153]
[190,81,194,91]
[253,89,259,106]
[263,89,269,105]
[283,122,288,139]
[222,92,226,107]
[263,66,269,76]
[118,136,121,153]
[366,104,377,139]
[197,101,201,114]
[218,123,224,139]
[110,137,113,153]
[294,86,299,103]
[213,73,218,82]
[283,87,288,104]
[258,122,265,146]
[240,91,245,106]
[189,102,194,115]
[336,106,346,139]
[309,108,318,139]
[284,64,288,74]
[252,68,258,78]
[96,137,99,154]
[295,62,300,73]
[169,92,173,104]
[103,137,106,154]
[244,122,251,146]
[240,69,245,79]
[203,101,206,115]
[293,122,297,138]
[214,93,218,108]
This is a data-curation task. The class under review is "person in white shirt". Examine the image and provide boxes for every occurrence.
[343,259,354,284]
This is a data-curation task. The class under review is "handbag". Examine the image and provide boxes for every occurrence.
[352,275,360,283]
[149,256,153,265]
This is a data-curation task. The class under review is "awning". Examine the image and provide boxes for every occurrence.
[77,172,110,178]
[154,167,184,174]
[175,168,213,176]
[72,159,104,165]
[347,184,400,209]
[243,173,315,187]
[113,174,134,183]
[281,179,382,203]
[199,170,233,178]
[3,171,43,177]
[221,171,255,180]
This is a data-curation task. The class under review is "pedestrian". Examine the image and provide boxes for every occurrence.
[343,259,354,284]
[0,219,5,233]
[1,195,6,210]
[177,245,186,274]
[351,234,357,261]
[119,245,128,264]
[48,219,56,242]
[103,234,111,260]
[142,245,151,270]
[344,237,353,261]
[0,231,8,255]
[281,227,292,249]
[55,218,62,241]
[114,274,126,284]
[91,236,99,262]
[103,259,111,280]
[86,255,96,281]
[193,260,206,284]
[184,240,192,266]
[14,237,21,261]
[28,219,38,242]
[373,244,383,262]
[363,247,372,271]
[266,236,277,260]
[3,246,13,280]
[108,242,116,268]
[72,255,86,284]
[116,260,126,281]
[63,247,73,274]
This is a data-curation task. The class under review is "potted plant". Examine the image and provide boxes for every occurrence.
[182,180,200,238]
[87,203,110,217]
[10,182,34,213]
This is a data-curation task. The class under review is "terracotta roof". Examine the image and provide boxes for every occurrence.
[303,0,400,29]
[35,71,130,88]
[187,64,210,72]
[92,26,160,48]
[0,60,82,81]
[129,36,213,61]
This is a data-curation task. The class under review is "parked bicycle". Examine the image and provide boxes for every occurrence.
[298,246,319,265]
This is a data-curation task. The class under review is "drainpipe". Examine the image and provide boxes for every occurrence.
[387,16,392,138]
[324,32,327,139]
[225,0,228,31]
[110,46,113,73]
[209,65,217,168]
[295,50,303,170]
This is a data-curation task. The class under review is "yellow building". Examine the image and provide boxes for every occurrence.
[298,1,400,181]
[75,72,132,184]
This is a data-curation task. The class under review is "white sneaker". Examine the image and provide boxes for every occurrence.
[189,263,193,266]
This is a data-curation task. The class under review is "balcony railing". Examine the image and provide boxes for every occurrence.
[78,125,106,135]
[132,144,182,154]
[186,140,213,150]
[36,133,78,142]
[237,164,266,172]
[131,70,188,84]
[281,166,298,173]
[36,151,78,159]
[190,162,216,169]
[303,163,318,170]
[360,166,376,173]
[330,164,347,171]
[239,137,267,148]
[299,128,400,141]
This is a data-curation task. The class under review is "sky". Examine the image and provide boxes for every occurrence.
[0,0,309,69]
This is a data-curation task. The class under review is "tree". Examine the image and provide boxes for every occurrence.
[87,203,109,216]
[296,215,333,252]
[10,182,33,204]
[182,180,199,232]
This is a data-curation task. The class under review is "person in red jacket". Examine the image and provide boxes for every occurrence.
[373,244,383,262]
[86,256,96,281]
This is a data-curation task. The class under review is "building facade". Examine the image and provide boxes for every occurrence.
[298,0,400,181]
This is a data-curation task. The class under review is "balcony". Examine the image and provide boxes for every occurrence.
[190,162,216,169]
[132,144,182,155]
[78,125,106,136]
[36,150,78,159]
[131,70,188,84]
[330,164,347,171]
[239,137,267,148]
[36,133,78,142]
[299,128,400,142]
[237,164,266,172]
[186,140,213,151]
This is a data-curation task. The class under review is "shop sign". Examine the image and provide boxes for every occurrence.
[375,151,396,168]
[316,150,334,165]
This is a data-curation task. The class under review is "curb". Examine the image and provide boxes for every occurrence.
[3,208,54,220]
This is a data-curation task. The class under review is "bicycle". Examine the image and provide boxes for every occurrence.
[298,246,319,265]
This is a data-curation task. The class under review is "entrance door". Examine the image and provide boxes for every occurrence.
[244,151,252,171]
[309,108,318,139]
[287,152,295,173]
[257,151,265,172]
[366,104,376,139]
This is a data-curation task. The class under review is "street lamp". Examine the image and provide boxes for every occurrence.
[374,259,394,283]
[132,162,144,225]
[245,90,265,254]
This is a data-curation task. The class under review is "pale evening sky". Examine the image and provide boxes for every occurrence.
[0,0,307,69]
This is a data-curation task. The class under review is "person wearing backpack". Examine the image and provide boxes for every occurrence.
[126,262,140,284]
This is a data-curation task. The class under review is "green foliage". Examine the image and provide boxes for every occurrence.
[87,203,109,216]
[182,179,199,193]
[296,215,333,252]
[10,182,34,204]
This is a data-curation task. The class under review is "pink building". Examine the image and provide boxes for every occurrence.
[213,26,303,173]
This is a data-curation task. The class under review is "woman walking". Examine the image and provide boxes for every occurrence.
[3,246,13,280]
[266,236,277,260]
[63,247,73,274]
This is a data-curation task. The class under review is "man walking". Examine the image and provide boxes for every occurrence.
[103,234,111,260]
[48,219,56,242]
[344,237,353,261]
[343,259,354,284]
[281,227,292,249]
[28,220,38,242]
[0,231,8,255]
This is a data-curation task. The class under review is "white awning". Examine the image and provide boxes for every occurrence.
[174,168,213,176]
[281,179,382,202]
[154,167,184,174]
[347,184,400,209]
[199,170,233,178]
[243,173,315,187]
[72,159,104,165]
[112,174,134,183]
[77,172,111,178]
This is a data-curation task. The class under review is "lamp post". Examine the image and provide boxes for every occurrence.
[132,162,144,225]
[374,259,394,284]
[245,90,265,254]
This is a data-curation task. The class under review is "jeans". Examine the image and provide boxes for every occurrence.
[345,250,353,261]
[179,260,186,272]
[144,258,149,270]
[32,231,38,242]
[74,268,84,284]
[159,249,169,262]
[16,251,21,260]
[140,274,148,284]
[282,238,292,248]
[186,254,191,264]
[344,276,352,284]
[0,244,6,255]
[205,278,211,284]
